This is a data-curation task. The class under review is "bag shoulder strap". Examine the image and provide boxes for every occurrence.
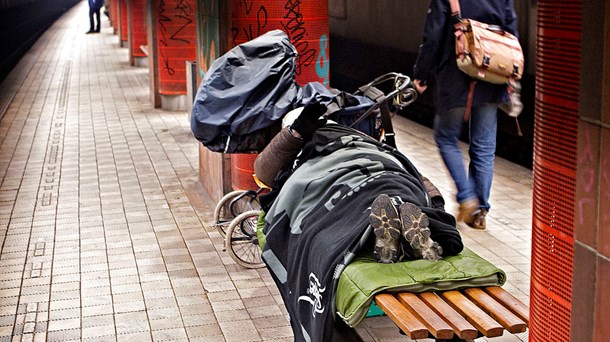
[448,0,461,17]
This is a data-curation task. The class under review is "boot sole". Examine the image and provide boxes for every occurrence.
[399,203,443,260]
[370,194,401,263]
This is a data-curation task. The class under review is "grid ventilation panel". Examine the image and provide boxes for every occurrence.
[531,1,582,341]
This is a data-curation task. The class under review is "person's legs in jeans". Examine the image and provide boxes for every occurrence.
[468,103,498,211]
[434,107,477,209]
[88,8,95,32]
[94,8,101,32]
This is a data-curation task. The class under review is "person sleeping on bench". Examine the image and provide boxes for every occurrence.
[254,102,463,264]
[252,102,465,342]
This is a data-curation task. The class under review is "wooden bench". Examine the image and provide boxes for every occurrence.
[374,286,529,340]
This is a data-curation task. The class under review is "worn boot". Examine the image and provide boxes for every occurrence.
[370,194,402,264]
[399,203,442,260]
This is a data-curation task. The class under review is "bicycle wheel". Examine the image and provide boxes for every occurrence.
[225,210,265,269]
[212,190,260,237]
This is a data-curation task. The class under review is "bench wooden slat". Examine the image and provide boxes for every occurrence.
[418,292,478,340]
[441,290,504,337]
[396,293,454,339]
[374,293,429,339]
[464,288,527,333]
[485,286,530,324]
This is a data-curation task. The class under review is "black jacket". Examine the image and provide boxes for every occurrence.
[413,0,519,111]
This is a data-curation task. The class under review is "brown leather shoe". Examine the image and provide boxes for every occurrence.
[465,209,487,229]
[456,198,479,222]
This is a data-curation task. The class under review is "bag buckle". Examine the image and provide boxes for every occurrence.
[482,55,491,67]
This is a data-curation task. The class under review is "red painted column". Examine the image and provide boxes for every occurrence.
[531,1,581,341]
[195,0,330,196]
[119,0,129,46]
[229,0,330,191]
[228,0,329,86]
[110,0,119,33]
[127,0,147,66]
[156,0,197,96]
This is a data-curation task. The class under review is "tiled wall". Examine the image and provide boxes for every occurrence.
[571,1,610,340]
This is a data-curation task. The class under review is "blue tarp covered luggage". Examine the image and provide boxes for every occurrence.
[191,30,300,153]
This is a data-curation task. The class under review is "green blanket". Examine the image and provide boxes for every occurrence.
[336,247,506,327]
[256,211,505,328]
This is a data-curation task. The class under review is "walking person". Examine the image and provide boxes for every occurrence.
[87,0,103,34]
[412,0,519,229]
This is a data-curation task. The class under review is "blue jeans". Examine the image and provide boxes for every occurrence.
[433,104,498,210]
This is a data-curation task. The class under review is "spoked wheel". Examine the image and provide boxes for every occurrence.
[225,210,265,269]
[212,190,261,237]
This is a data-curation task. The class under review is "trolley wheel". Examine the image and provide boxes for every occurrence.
[225,210,265,269]
[212,190,260,237]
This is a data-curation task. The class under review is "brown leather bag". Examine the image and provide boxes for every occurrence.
[450,0,524,84]
[449,0,524,125]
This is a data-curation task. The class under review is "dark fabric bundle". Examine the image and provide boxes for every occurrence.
[191,30,300,153]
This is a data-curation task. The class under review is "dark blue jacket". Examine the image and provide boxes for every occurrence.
[88,0,103,10]
[413,0,519,112]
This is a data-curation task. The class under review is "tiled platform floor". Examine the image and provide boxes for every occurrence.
[0,3,531,342]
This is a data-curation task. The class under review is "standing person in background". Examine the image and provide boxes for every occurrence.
[87,0,103,34]
[412,0,519,229]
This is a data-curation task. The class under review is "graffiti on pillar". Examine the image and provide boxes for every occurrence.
[159,0,194,76]
[228,0,329,84]
[198,2,219,76]
[281,0,316,77]
[230,1,268,47]
[315,34,329,86]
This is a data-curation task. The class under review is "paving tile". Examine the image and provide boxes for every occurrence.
[184,323,223,339]
[150,327,188,341]
[178,304,214,317]
[115,318,150,335]
[257,325,293,340]
[48,308,80,321]
[47,317,80,331]
[82,314,114,328]
[113,301,146,314]
[116,331,153,342]
[81,324,116,340]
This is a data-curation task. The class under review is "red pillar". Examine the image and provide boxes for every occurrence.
[110,0,119,33]
[127,0,147,66]
[228,0,330,191]
[156,0,197,96]
[227,0,329,86]
[194,0,330,197]
[530,1,581,341]
[119,0,129,46]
